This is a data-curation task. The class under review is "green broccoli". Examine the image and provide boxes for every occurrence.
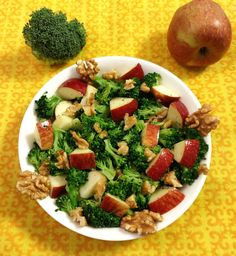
[53,129,77,154]
[23,8,86,64]
[118,78,141,99]
[135,193,148,210]
[137,97,162,120]
[144,72,161,88]
[56,194,74,212]
[159,128,184,149]
[78,200,121,228]
[96,158,116,181]
[123,119,144,144]
[35,93,62,119]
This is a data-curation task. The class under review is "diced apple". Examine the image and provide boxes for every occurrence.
[57,78,88,100]
[79,170,107,199]
[49,175,67,198]
[146,148,174,180]
[34,120,54,150]
[100,193,130,217]
[148,187,185,214]
[52,115,74,130]
[173,139,200,168]
[120,63,144,80]
[166,100,189,127]
[141,123,160,148]
[151,85,180,105]
[55,100,73,117]
[69,148,96,170]
[110,97,138,121]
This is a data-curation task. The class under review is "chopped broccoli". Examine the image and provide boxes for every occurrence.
[107,122,125,145]
[27,142,51,169]
[137,97,162,120]
[135,193,148,210]
[53,129,76,154]
[144,72,161,88]
[35,93,62,119]
[159,128,184,149]
[96,158,116,181]
[56,194,74,212]
[23,8,86,64]
[118,78,141,99]
[123,119,144,144]
[78,200,121,228]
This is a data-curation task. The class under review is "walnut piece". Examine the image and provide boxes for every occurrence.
[162,119,172,128]
[93,122,108,139]
[124,79,136,90]
[141,180,157,195]
[71,131,89,149]
[117,141,129,156]
[16,171,50,200]
[124,113,137,131]
[147,108,168,123]
[120,210,162,235]
[64,102,82,117]
[185,104,220,136]
[55,150,70,169]
[82,92,96,116]
[38,161,50,176]
[99,130,108,139]
[94,175,107,201]
[69,207,87,226]
[144,148,156,162]
[125,194,138,209]
[164,171,182,188]
[198,163,209,175]
[102,70,119,80]
[140,82,150,93]
[76,59,100,81]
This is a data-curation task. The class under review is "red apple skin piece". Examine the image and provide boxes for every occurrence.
[151,85,180,106]
[58,78,88,99]
[120,63,144,80]
[35,120,54,150]
[148,188,185,214]
[69,149,96,170]
[173,139,200,168]
[100,193,130,217]
[141,123,160,148]
[49,175,67,198]
[110,97,138,121]
[146,148,174,181]
[167,100,189,127]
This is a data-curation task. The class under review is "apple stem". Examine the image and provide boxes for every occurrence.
[199,47,208,56]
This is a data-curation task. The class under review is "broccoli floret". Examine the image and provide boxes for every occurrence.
[118,78,141,99]
[96,158,116,181]
[107,122,125,145]
[137,97,162,120]
[35,93,61,119]
[56,194,74,212]
[144,72,161,88]
[123,119,144,144]
[95,103,110,117]
[66,168,88,208]
[94,76,121,104]
[159,128,184,149]
[23,8,86,64]
[27,142,51,169]
[53,129,76,154]
[135,193,148,210]
[78,200,121,228]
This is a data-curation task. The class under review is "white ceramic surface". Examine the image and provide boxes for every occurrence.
[18,56,211,241]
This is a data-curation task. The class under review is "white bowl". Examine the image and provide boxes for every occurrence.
[18,56,211,241]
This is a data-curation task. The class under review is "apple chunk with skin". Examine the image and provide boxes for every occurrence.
[148,187,185,214]
[146,148,174,181]
[57,78,88,100]
[110,97,138,121]
[69,148,96,170]
[120,63,144,80]
[49,175,67,198]
[100,193,130,217]
[166,100,189,127]
[34,120,54,150]
[141,123,160,148]
[151,85,180,105]
[173,139,200,168]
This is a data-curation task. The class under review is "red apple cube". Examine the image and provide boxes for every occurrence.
[166,100,189,127]
[34,120,54,150]
[146,148,174,180]
[69,148,96,170]
[49,175,67,198]
[173,139,200,168]
[148,187,185,214]
[151,85,180,105]
[110,97,138,121]
[100,193,130,217]
[120,63,144,80]
[57,78,88,100]
[141,123,160,148]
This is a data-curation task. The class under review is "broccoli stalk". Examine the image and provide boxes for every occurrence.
[96,158,116,181]
[23,8,86,64]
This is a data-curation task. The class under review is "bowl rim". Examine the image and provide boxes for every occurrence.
[18,56,211,241]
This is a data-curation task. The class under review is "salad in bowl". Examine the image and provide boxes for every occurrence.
[17,56,219,241]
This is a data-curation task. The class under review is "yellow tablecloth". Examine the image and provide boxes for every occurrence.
[0,0,235,255]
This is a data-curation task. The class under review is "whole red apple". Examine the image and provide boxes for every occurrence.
[167,0,232,67]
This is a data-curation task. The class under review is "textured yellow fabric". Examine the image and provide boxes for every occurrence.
[0,0,235,255]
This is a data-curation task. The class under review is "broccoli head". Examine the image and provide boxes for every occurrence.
[23,8,86,64]
[137,97,162,120]
[53,129,77,154]
[159,128,184,149]
[56,194,74,212]
[96,158,116,181]
[144,72,161,88]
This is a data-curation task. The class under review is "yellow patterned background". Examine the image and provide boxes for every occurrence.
[0,0,235,255]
